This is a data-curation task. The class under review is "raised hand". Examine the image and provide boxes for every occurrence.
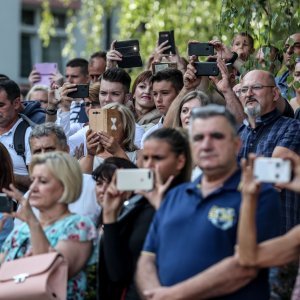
[137,166,174,210]
[241,154,261,198]
[2,184,36,224]
[106,40,122,69]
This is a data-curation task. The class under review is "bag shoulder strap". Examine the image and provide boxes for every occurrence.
[13,116,32,166]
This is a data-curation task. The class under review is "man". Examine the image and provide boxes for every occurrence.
[88,51,107,83]
[69,68,144,154]
[238,69,300,232]
[136,105,281,299]
[23,122,100,224]
[141,68,183,146]
[0,79,31,191]
[276,32,300,99]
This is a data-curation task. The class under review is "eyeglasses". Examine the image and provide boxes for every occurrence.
[240,84,275,95]
[84,101,100,107]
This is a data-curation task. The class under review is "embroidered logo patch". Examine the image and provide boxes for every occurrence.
[208,205,236,230]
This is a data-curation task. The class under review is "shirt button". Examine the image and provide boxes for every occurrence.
[250,143,253,146]
[253,131,256,133]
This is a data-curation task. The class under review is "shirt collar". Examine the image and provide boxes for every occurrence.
[243,109,281,128]
[186,168,242,197]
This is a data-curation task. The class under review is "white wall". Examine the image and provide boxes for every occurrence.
[0,0,21,81]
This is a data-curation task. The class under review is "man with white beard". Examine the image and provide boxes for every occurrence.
[238,70,300,233]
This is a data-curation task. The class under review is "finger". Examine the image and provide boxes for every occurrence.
[163,175,174,191]
[154,165,163,185]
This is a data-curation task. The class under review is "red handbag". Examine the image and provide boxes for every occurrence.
[0,252,68,300]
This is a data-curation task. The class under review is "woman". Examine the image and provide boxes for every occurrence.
[97,128,192,300]
[0,143,15,247]
[25,84,49,109]
[80,103,138,173]
[172,90,211,129]
[131,71,160,131]
[0,151,97,299]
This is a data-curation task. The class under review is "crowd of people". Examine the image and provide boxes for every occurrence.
[0,29,300,300]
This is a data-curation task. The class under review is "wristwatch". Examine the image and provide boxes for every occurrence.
[227,52,238,64]
[45,107,57,115]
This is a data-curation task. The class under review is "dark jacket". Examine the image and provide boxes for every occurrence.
[97,195,155,300]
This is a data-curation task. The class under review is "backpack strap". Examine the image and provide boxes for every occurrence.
[13,117,31,168]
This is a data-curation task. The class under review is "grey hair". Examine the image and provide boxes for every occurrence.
[25,85,49,101]
[29,123,68,150]
[189,104,239,137]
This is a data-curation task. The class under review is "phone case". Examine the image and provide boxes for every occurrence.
[158,30,176,55]
[194,62,219,76]
[67,84,89,98]
[34,63,57,87]
[0,194,14,213]
[188,43,214,56]
[253,157,291,183]
[116,169,154,191]
[115,40,143,68]
[89,108,123,137]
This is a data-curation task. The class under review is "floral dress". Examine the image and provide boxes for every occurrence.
[1,214,97,300]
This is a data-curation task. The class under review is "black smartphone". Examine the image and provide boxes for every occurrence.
[114,40,143,68]
[158,30,176,55]
[67,84,89,98]
[0,193,15,213]
[194,62,219,76]
[188,42,214,56]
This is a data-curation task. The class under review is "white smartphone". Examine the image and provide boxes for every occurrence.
[253,157,291,183]
[116,169,154,191]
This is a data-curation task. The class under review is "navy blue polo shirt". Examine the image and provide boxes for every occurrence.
[143,169,280,300]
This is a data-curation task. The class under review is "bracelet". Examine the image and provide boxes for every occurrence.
[227,52,238,64]
[45,107,57,115]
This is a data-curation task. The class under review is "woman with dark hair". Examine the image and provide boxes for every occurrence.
[131,71,160,131]
[96,128,192,300]
[0,143,15,247]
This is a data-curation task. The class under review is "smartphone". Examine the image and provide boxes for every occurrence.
[253,157,292,183]
[67,84,89,98]
[0,193,15,213]
[116,169,154,191]
[158,30,176,55]
[194,62,219,76]
[152,62,177,74]
[114,40,143,68]
[188,42,214,56]
[34,63,57,87]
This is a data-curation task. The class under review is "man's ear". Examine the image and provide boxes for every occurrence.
[13,97,21,110]
[273,87,281,102]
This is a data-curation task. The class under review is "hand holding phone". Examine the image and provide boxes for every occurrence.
[158,30,176,55]
[34,63,58,87]
[67,84,89,98]
[114,40,143,68]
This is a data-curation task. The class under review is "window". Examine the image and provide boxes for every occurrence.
[20,7,67,82]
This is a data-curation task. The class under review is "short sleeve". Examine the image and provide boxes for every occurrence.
[57,215,97,243]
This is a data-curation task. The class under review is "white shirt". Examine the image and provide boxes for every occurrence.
[140,117,163,148]
[0,118,32,175]
[15,174,101,226]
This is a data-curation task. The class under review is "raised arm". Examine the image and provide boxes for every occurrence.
[237,155,300,268]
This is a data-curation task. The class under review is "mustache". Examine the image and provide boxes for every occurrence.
[245,97,258,104]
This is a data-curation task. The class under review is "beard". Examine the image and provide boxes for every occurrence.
[244,101,261,118]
